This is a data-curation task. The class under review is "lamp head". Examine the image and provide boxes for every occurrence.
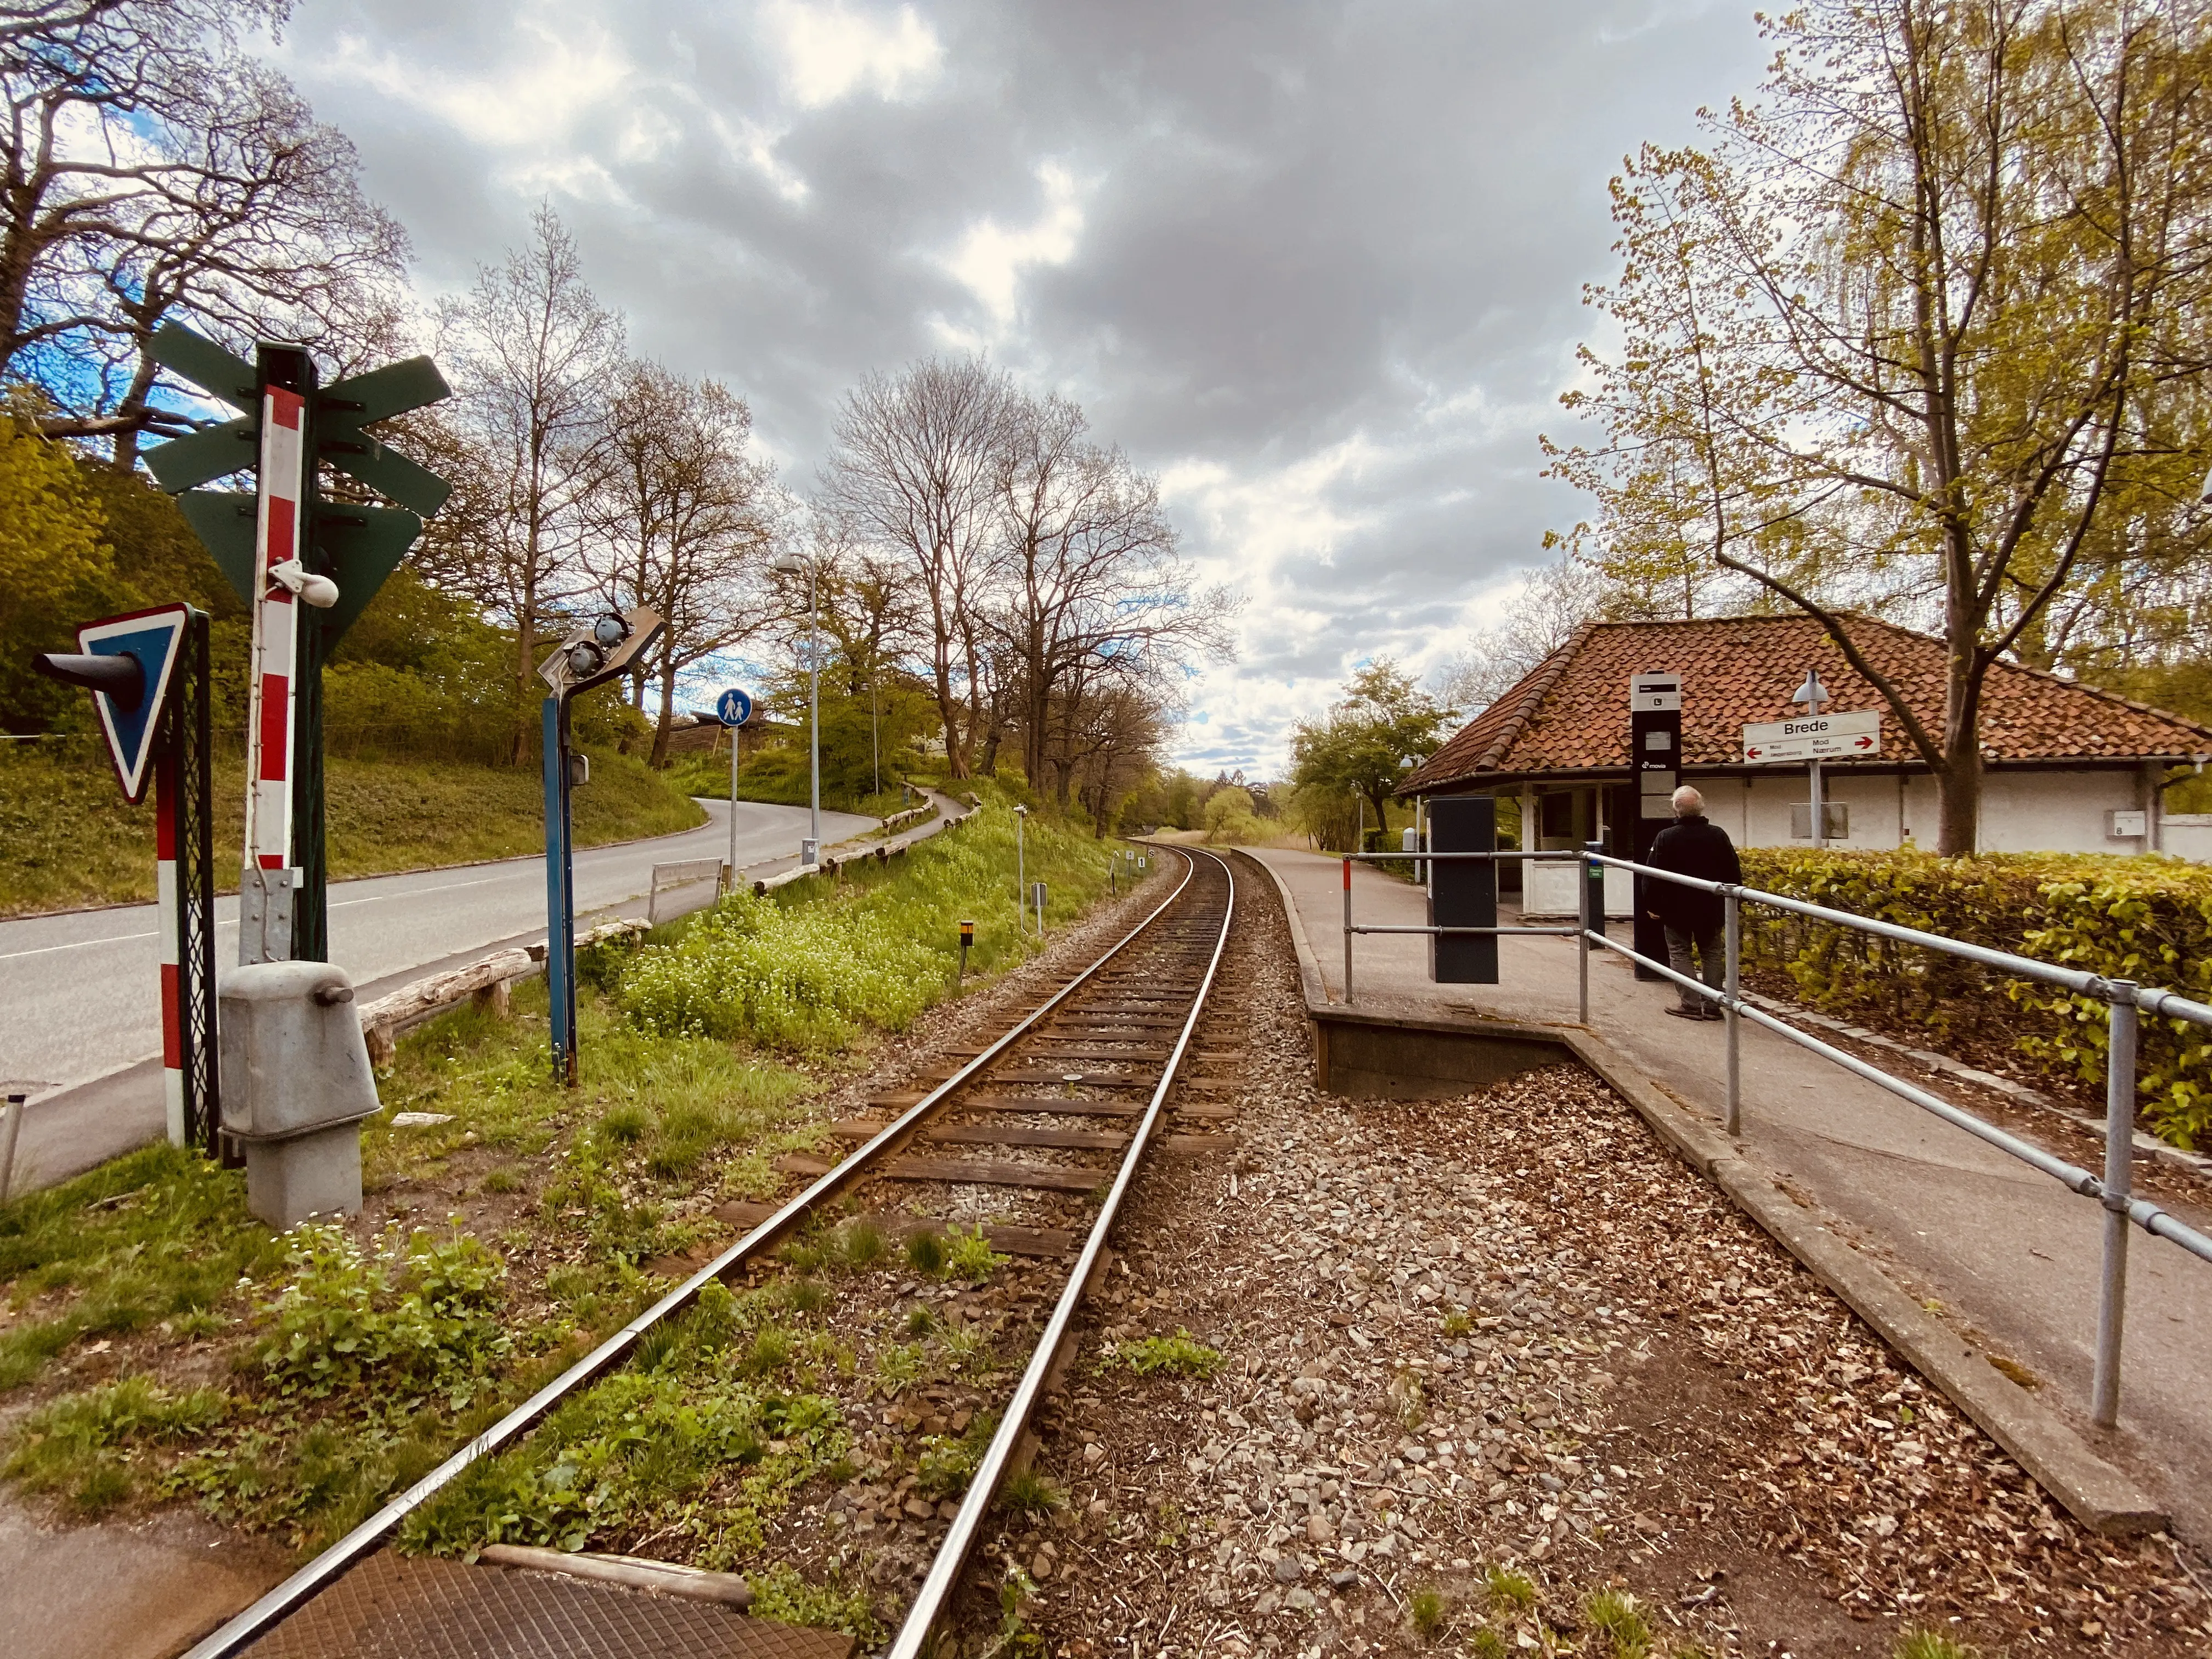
[266,557,339,608]
[771,554,805,577]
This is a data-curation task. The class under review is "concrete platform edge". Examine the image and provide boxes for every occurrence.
[1234,850,2172,1539]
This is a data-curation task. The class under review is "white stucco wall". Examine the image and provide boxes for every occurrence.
[1701,768,2148,855]
[2163,815,2212,863]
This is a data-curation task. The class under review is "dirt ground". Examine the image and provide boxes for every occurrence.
[947,856,2211,1657]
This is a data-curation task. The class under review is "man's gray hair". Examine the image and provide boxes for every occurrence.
[1672,785,1705,815]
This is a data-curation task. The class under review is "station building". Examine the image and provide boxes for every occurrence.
[1398,615,2212,915]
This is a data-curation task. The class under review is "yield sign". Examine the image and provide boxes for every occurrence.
[76,605,191,803]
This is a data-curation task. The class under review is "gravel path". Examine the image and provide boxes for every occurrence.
[948,855,2209,1657]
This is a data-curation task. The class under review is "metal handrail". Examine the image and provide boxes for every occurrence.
[1583,844,2211,1429]
[1333,836,2212,1430]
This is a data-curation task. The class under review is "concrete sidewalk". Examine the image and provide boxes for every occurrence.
[1246,844,2212,1545]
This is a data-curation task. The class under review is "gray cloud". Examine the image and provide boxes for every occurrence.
[273,0,1767,772]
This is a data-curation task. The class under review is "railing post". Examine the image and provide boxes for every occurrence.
[1581,840,1604,1024]
[1342,855,1354,1006]
[2092,979,2140,1429]
[1724,889,1742,1138]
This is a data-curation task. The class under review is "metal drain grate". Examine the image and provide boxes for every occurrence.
[241,1550,854,1659]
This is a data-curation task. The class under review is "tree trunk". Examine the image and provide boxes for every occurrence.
[932,651,967,779]
[1936,749,1980,856]
[648,662,678,768]
[510,613,537,766]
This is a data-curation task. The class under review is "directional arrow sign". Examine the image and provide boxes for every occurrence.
[1742,708,1881,764]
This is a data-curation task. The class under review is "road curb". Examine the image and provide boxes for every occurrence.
[1238,847,2171,1538]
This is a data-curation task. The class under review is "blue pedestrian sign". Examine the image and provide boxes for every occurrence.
[715,687,754,727]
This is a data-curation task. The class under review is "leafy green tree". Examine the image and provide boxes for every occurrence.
[1201,786,1261,845]
[1546,0,2212,854]
[1288,661,1455,845]
[0,415,110,731]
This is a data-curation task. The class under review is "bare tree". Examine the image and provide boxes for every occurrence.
[0,0,410,453]
[591,360,782,764]
[989,391,1230,802]
[1434,555,1606,714]
[820,356,1017,778]
[436,205,624,761]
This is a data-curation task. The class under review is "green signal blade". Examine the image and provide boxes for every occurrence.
[319,356,451,428]
[144,415,258,493]
[175,490,258,605]
[312,503,425,645]
[149,324,256,411]
[320,437,452,519]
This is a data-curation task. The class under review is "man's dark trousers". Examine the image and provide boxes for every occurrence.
[1664,924,1724,1015]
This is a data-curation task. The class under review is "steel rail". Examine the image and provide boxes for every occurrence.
[888,847,1237,1658]
[180,850,1206,1659]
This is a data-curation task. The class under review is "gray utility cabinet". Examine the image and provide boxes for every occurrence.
[219,960,380,1227]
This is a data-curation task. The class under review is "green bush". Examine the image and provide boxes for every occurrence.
[618,794,1121,1051]
[1737,848,2212,1147]
[255,1224,511,1408]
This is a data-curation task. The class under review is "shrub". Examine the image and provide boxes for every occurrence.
[941,1226,1007,1283]
[255,1223,510,1408]
[999,1467,1065,1513]
[1483,1562,1537,1611]
[1736,848,2212,1147]
[1409,1583,1449,1638]
[905,1230,947,1275]
[1895,1633,1978,1659]
[1583,1588,1653,1658]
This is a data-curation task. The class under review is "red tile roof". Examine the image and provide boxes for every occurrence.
[1402,614,2212,794]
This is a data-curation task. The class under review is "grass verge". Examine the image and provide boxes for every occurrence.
[0,796,1140,1624]
[622,789,1130,1052]
[0,746,704,917]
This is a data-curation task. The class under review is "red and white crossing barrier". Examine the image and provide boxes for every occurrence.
[242,385,306,905]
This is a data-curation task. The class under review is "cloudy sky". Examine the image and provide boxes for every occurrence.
[269,1,1769,776]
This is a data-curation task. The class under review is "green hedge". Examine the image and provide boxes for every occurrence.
[1735,849,2212,1149]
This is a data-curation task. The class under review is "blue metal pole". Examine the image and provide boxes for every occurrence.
[542,694,575,1085]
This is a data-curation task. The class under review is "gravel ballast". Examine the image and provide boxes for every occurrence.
[947,856,2210,1656]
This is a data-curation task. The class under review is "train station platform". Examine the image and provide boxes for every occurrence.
[1242,844,2212,1550]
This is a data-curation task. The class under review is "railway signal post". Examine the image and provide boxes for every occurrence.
[538,608,665,1085]
[144,324,453,964]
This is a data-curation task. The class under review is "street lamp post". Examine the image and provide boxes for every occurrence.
[773,554,821,864]
[1792,668,1829,850]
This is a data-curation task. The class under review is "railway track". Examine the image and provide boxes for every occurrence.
[185,844,1239,1659]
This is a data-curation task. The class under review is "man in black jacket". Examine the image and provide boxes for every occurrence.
[1645,785,1742,1020]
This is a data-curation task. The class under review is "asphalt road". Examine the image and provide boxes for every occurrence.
[0,797,871,1107]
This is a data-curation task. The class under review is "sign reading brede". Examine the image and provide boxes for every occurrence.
[1742,708,1881,764]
